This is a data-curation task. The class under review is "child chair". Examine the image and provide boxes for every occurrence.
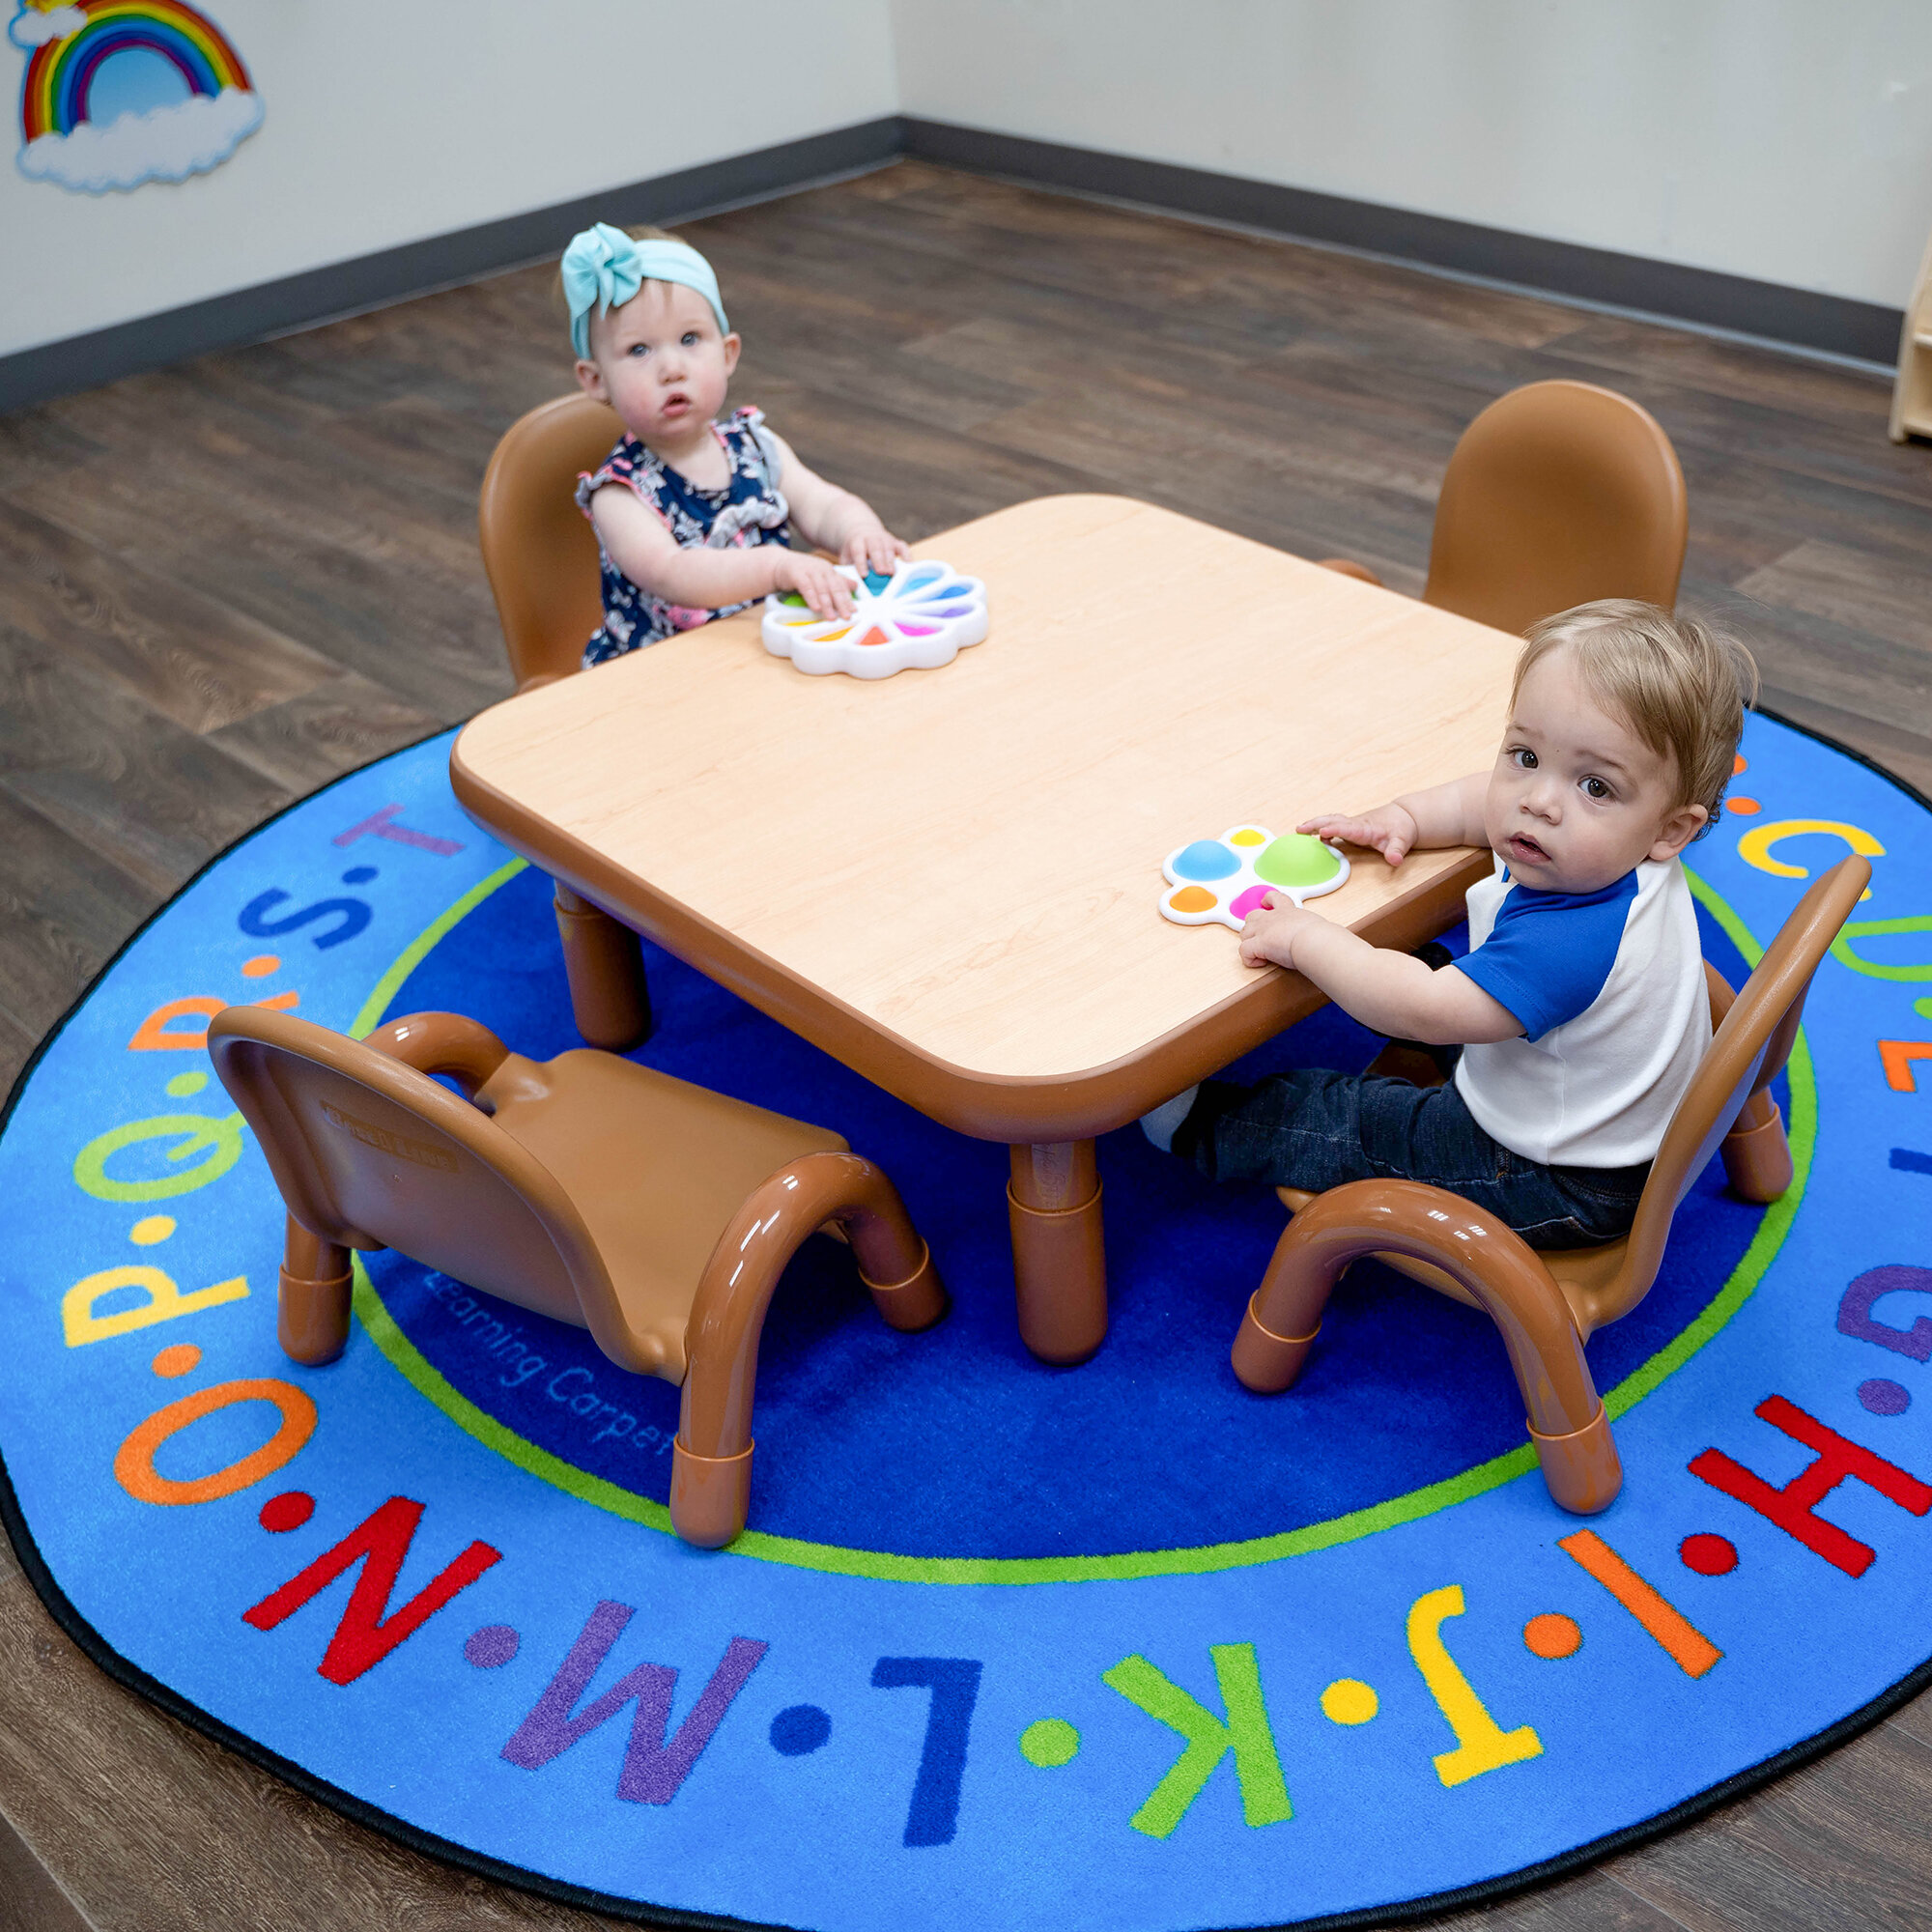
[477,392,649,1052]
[208,1006,947,1548]
[1229,856,1868,1516]
[1319,380,1688,635]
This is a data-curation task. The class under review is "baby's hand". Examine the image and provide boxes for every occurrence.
[774,552,856,620]
[1298,803,1421,868]
[841,527,911,580]
[1237,893,1314,970]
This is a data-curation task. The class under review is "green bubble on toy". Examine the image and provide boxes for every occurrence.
[1254,834,1342,889]
[780,592,809,608]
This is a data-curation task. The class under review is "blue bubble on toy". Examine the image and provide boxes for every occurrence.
[1172,839,1241,882]
[863,570,894,595]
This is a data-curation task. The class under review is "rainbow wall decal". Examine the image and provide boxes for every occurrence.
[10,0,261,194]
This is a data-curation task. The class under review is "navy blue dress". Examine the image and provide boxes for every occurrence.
[574,406,792,668]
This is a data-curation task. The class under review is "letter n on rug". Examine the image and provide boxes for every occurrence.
[501,1602,766,1804]
[243,1495,500,1685]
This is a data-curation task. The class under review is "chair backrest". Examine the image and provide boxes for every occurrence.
[478,391,625,693]
[1607,854,1870,1317]
[208,1006,621,1337]
[1422,380,1687,636]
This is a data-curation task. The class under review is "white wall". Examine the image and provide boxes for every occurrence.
[0,0,899,358]
[7,0,1929,366]
[891,0,1932,311]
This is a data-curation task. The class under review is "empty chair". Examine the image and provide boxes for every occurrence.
[1320,380,1688,635]
[476,391,650,1051]
[208,1006,947,1548]
[1229,856,1867,1516]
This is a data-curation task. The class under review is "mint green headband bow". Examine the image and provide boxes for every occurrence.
[561,223,729,359]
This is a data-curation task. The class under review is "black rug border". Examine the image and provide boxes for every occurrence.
[2,704,1928,1932]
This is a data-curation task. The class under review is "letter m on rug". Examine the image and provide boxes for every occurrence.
[500,1601,767,1804]
[243,1496,500,1685]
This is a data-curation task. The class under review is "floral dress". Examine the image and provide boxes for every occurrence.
[575,406,792,668]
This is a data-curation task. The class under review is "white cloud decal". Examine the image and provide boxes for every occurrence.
[16,83,261,192]
[8,6,86,49]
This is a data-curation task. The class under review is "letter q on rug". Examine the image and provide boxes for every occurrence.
[1,713,1929,1931]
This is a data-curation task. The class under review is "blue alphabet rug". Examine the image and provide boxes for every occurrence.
[2,712,1929,1930]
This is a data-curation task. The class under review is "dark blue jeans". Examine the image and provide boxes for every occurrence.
[1174,1067,1649,1248]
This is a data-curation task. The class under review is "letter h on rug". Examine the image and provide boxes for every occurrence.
[1690,1397,1932,1577]
[502,1601,766,1804]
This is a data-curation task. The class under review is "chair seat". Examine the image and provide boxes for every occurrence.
[480,1050,846,1379]
[1275,1186,1626,1338]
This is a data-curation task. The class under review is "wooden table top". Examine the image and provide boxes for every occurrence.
[451,495,1516,1139]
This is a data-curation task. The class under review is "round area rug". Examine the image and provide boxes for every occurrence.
[2,711,1929,1932]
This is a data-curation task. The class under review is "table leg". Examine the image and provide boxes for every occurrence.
[1008,1139,1107,1364]
[553,882,651,1051]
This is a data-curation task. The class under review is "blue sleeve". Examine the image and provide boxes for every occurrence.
[1457,878,1636,1040]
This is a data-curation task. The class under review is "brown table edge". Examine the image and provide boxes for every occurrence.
[448,737,1491,1143]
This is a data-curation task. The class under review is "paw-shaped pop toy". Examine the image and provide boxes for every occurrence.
[1159,826,1350,930]
[761,558,989,679]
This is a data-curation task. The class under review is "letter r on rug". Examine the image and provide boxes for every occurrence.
[243,1495,500,1685]
[1104,1645,1292,1838]
[501,1602,767,1804]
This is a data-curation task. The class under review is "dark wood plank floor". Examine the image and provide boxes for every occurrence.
[2,158,1930,1931]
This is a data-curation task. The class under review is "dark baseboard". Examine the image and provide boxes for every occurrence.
[2,109,1901,414]
[900,118,1904,368]
[0,117,903,414]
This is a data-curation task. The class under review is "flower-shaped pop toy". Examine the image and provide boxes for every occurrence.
[1159,825,1350,930]
[761,559,989,679]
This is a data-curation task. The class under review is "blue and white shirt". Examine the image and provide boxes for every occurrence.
[1452,856,1710,1168]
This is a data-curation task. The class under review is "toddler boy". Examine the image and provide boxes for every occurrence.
[1143,599,1758,1246]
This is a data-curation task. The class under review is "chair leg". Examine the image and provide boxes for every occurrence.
[1232,1179,1622,1514]
[279,1216,352,1365]
[553,882,651,1051]
[1720,1089,1792,1202]
[672,1151,947,1548]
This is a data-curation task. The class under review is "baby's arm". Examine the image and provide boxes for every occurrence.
[1299,772,1490,867]
[766,433,909,579]
[589,484,857,618]
[1238,903,1521,1045]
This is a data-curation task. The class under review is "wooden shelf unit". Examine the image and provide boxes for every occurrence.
[1889,229,1932,441]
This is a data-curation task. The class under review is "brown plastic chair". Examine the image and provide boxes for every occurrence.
[476,391,652,1052]
[1318,380,1688,635]
[208,1006,947,1549]
[1230,856,1868,1516]
[479,390,626,696]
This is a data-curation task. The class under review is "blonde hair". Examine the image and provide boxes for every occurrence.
[556,224,677,349]
[1514,600,1759,837]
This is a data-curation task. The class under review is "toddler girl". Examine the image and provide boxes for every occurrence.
[1144,601,1758,1247]
[562,222,909,668]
